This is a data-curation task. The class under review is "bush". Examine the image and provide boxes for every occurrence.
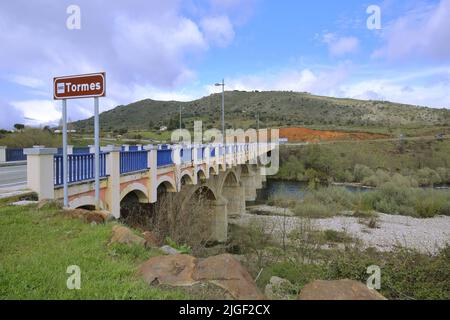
[354,164,374,183]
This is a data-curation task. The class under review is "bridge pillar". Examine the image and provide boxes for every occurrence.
[240,172,257,201]
[211,196,228,242]
[23,147,57,200]
[0,146,5,163]
[145,146,158,203]
[222,183,245,218]
[104,146,121,218]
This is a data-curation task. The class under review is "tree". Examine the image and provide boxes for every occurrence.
[14,123,25,131]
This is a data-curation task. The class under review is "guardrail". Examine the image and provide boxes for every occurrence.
[157,149,173,167]
[54,153,107,186]
[120,151,148,174]
[5,148,26,162]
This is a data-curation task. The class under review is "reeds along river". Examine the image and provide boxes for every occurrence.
[257,179,450,202]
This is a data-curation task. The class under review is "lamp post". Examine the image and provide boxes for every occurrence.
[215,79,225,140]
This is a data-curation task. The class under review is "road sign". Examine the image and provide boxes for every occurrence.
[54,72,105,209]
[54,72,105,99]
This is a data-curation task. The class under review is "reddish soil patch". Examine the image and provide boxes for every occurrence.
[279,127,388,143]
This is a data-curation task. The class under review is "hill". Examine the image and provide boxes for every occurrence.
[72,91,450,132]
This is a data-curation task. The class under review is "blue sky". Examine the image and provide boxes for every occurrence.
[0,0,449,129]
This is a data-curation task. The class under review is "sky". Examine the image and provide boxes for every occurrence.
[0,0,450,129]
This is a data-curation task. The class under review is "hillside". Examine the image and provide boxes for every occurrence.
[72,91,450,132]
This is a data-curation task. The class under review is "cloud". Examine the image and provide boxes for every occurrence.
[200,16,235,47]
[374,0,450,61]
[0,0,243,128]
[323,33,359,56]
[205,65,350,95]
[205,64,450,109]
[0,101,24,130]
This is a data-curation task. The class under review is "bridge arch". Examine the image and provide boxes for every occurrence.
[208,165,218,176]
[180,170,195,186]
[69,195,106,210]
[197,168,207,183]
[157,175,177,192]
[120,182,149,203]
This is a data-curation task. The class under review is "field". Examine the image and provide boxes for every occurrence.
[279,127,388,143]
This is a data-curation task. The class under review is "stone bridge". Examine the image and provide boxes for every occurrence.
[24,137,277,241]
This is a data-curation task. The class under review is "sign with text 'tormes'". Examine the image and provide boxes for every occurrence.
[53,72,106,100]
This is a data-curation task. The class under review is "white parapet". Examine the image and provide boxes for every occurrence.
[23,147,58,200]
[0,146,6,163]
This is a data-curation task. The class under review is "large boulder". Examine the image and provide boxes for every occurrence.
[264,276,297,300]
[298,279,386,300]
[62,209,113,224]
[109,225,146,247]
[138,254,198,286]
[193,254,265,300]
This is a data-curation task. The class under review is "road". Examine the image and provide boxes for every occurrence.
[0,164,28,197]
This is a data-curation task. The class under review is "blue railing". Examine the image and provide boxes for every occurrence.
[197,147,203,161]
[120,151,148,174]
[5,148,26,162]
[157,149,173,167]
[54,153,107,186]
[181,148,192,163]
[129,145,139,151]
[210,147,216,157]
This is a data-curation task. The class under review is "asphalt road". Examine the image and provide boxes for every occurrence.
[0,164,27,195]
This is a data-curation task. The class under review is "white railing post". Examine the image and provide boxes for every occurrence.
[0,146,6,163]
[104,146,121,218]
[144,145,157,203]
[23,147,57,200]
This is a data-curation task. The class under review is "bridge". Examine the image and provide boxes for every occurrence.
[23,131,278,241]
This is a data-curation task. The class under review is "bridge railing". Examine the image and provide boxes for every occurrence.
[5,148,26,162]
[157,149,173,167]
[54,153,107,186]
[181,147,192,163]
[120,151,148,174]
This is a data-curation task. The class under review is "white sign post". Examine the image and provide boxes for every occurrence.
[54,72,106,208]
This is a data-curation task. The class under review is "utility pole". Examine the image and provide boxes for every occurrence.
[215,79,225,140]
[256,112,260,131]
[179,105,182,130]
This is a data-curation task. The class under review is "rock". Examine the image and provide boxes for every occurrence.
[193,254,265,300]
[298,279,386,300]
[160,245,181,255]
[109,225,146,247]
[265,276,296,300]
[142,231,159,247]
[62,209,112,224]
[138,254,198,286]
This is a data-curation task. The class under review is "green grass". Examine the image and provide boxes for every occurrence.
[0,205,189,299]
[257,246,450,300]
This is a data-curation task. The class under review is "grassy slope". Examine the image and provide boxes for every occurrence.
[72,91,450,133]
[0,205,188,299]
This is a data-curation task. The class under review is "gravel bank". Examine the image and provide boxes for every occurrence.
[232,210,450,255]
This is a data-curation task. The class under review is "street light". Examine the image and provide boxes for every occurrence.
[215,79,225,139]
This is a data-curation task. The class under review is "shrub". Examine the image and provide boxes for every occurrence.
[354,164,374,183]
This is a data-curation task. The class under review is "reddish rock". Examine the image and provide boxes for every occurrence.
[298,279,386,300]
[138,254,198,286]
[142,231,160,247]
[193,254,265,300]
[109,225,146,246]
[62,209,112,224]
